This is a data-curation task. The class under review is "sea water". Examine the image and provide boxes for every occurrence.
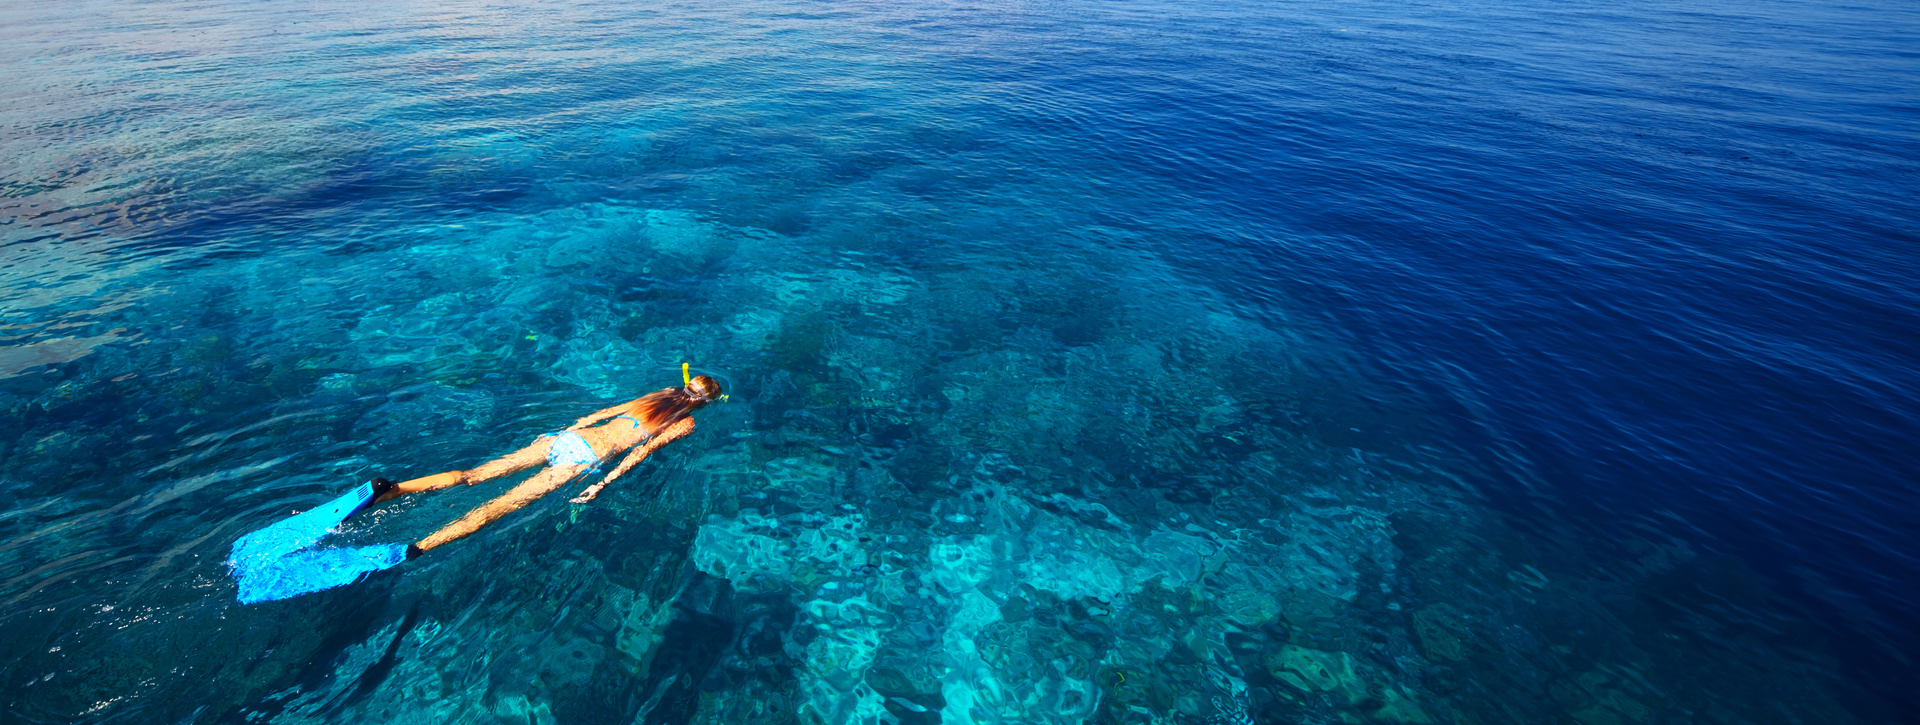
[2,0,1915,722]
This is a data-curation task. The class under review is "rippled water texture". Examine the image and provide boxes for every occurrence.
[3,0,1915,722]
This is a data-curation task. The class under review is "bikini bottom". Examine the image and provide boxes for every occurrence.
[545,431,599,467]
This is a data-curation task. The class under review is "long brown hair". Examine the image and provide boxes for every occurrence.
[631,375,722,432]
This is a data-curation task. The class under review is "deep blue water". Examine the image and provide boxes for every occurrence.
[3,0,1916,723]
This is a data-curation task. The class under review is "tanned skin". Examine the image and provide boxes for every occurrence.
[378,376,719,556]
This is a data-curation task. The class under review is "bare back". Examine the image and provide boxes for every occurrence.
[573,396,689,459]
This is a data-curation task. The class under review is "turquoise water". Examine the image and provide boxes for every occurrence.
[4,0,1916,722]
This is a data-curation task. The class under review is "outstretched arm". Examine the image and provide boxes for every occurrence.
[570,417,695,503]
[565,401,633,431]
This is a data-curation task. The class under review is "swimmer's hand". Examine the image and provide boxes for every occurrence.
[570,483,606,504]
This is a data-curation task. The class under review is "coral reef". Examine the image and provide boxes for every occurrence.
[0,198,1871,725]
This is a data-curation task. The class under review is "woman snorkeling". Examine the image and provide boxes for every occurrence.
[375,366,724,558]
[227,365,723,603]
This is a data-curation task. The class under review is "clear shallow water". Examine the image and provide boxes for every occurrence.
[2,0,1915,722]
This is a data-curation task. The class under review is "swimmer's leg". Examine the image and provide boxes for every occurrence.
[374,439,551,503]
[410,463,587,555]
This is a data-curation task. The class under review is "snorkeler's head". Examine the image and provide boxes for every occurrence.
[685,375,723,404]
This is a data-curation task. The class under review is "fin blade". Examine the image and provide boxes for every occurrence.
[229,482,375,570]
[234,544,407,604]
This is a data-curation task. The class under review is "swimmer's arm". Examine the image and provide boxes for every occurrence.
[565,402,632,431]
[570,417,695,503]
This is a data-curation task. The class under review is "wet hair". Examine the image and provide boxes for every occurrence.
[685,375,722,402]
[632,375,723,430]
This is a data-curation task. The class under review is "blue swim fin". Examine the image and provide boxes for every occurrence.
[229,482,407,604]
[234,544,408,604]
[231,482,376,564]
